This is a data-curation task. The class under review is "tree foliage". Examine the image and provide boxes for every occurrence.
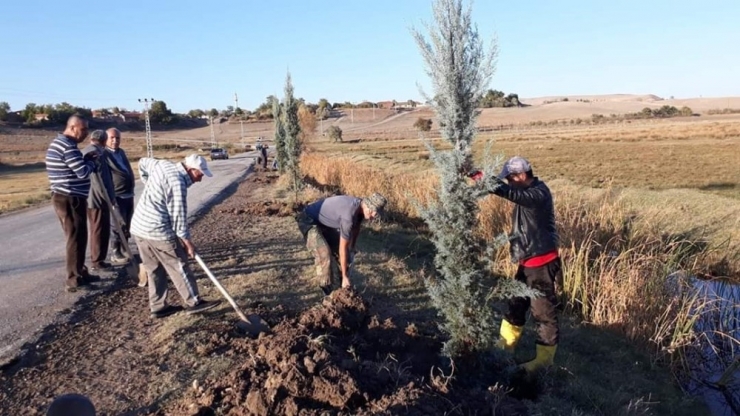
[272,96,287,174]
[414,117,433,132]
[148,100,178,125]
[282,72,303,192]
[0,101,9,121]
[327,125,342,142]
[479,90,521,108]
[411,0,536,358]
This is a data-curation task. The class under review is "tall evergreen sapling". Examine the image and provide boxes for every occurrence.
[411,0,539,358]
[272,97,287,173]
[282,72,303,192]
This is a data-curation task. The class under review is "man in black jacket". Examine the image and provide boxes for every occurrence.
[472,156,561,374]
[105,128,135,264]
[82,130,117,273]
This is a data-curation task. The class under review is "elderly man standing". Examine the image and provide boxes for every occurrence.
[296,192,387,295]
[130,154,220,318]
[45,115,99,291]
[105,128,135,264]
[82,130,117,273]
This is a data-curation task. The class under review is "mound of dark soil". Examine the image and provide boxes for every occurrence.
[163,289,528,416]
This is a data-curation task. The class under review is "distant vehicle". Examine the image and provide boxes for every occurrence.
[210,148,229,160]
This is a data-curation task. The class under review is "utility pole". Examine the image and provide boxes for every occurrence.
[235,92,244,143]
[209,116,216,148]
[138,98,154,157]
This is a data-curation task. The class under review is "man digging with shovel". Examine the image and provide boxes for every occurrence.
[130,154,220,318]
[296,192,387,295]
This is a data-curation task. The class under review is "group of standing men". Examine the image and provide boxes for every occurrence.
[46,115,219,317]
[46,116,135,290]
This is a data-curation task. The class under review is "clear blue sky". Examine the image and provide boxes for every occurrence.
[0,0,737,114]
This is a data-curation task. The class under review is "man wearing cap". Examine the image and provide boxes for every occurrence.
[130,154,220,318]
[296,192,387,294]
[470,156,561,374]
[82,129,117,273]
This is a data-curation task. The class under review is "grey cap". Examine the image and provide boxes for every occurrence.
[89,129,107,143]
[498,156,532,179]
[363,192,387,214]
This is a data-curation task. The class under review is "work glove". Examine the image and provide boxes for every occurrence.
[466,169,484,182]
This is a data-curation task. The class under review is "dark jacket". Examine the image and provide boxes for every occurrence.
[492,177,559,263]
[106,147,135,198]
[81,144,116,209]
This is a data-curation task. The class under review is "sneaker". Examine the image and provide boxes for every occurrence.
[185,300,221,315]
[150,305,183,319]
[110,252,128,265]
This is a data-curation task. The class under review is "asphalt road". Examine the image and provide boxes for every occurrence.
[0,151,259,365]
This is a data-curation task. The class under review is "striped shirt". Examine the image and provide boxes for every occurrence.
[45,134,95,198]
[130,157,194,241]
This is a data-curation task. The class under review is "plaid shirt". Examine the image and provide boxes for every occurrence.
[130,158,193,241]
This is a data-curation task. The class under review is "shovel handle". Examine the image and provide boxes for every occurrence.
[194,253,250,323]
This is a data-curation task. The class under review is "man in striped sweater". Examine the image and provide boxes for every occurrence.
[45,115,100,291]
[130,154,220,318]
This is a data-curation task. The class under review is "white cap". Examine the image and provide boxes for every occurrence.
[183,154,213,177]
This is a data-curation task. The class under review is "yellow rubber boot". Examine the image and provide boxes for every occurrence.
[520,344,557,373]
[495,320,523,352]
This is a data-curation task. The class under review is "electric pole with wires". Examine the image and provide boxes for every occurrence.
[234,92,244,143]
[138,98,154,157]
[209,115,217,148]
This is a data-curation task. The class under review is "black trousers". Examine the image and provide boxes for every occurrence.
[52,193,88,285]
[110,196,134,253]
[505,258,562,346]
[88,206,110,266]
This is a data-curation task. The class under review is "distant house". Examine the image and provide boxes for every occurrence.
[34,113,48,121]
[119,112,142,122]
[395,100,420,109]
[376,101,395,110]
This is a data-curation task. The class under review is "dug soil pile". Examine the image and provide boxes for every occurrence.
[164,288,526,416]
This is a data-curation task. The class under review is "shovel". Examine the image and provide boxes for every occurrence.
[194,253,270,338]
[97,170,146,286]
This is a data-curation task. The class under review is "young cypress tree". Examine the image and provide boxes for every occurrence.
[272,96,286,173]
[282,72,303,192]
[411,0,538,358]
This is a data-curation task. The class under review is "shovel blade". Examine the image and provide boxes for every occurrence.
[236,314,270,338]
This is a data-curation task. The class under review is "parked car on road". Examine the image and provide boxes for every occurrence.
[210,148,229,160]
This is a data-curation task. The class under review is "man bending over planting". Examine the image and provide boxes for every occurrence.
[296,193,388,295]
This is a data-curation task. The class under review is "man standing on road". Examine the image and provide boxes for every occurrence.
[296,192,387,295]
[45,115,100,292]
[105,128,135,264]
[130,154,220,318]
[470,156,562,374]
[82,130,117,273]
